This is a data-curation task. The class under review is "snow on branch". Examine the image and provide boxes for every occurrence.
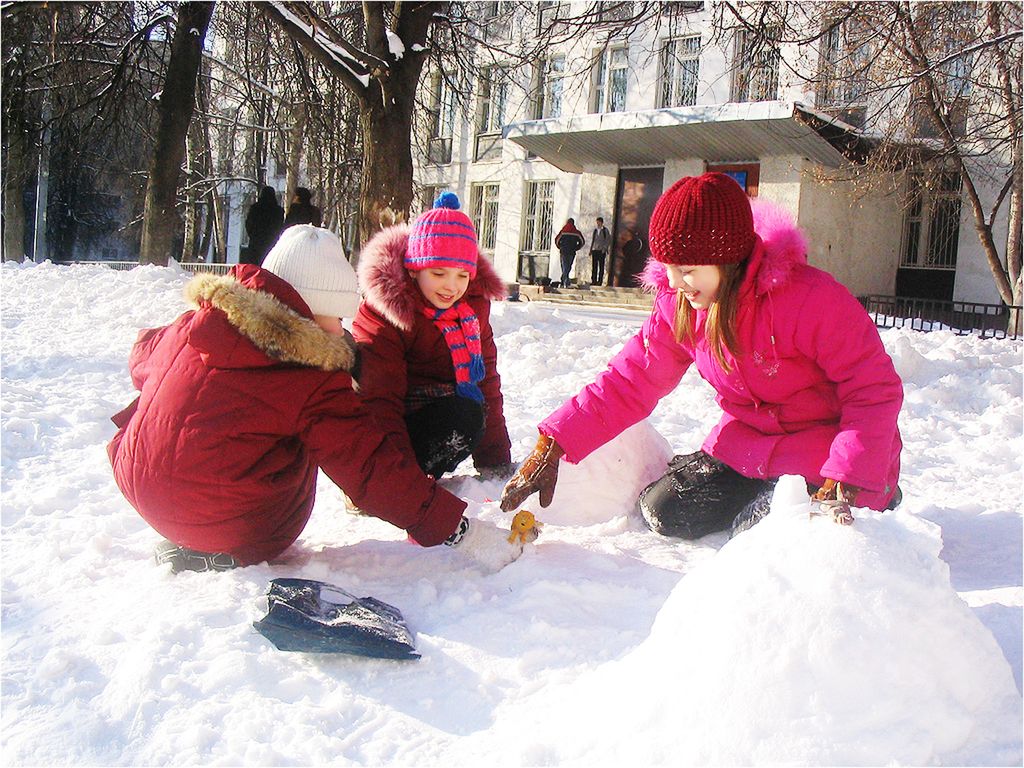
[264,1,372,90]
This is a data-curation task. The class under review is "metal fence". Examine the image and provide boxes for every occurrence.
[860,295,1022,340]
[54,260,234,275]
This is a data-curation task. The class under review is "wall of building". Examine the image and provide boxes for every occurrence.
[795,164,902,296]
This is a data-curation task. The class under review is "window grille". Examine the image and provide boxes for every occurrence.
[471,183,500,253]
[901,171,962,270]
[475,66,508,161]
[593,47,629,113]
[659,36,701,108]
[521,181,555,252]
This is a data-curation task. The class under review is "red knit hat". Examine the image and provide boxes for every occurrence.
[405,192,479,278]
[648,173,755,265]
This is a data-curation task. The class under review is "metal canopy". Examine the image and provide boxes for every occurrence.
[503,101,857,173]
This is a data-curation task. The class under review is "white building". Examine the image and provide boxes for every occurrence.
[412,1,1013,306]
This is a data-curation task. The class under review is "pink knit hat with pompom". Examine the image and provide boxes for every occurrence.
[405,192,479,278]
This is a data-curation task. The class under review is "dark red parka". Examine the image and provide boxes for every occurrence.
[352,225,512,468]
[108,265,466,564]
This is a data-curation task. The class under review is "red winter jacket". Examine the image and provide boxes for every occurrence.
[352,225,512,468]
[108,265,466,564]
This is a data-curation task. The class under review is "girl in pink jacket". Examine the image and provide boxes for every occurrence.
[501,173,903,538]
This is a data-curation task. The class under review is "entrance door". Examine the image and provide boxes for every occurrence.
[609,167,664,287]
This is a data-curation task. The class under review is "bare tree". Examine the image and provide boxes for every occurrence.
[139,1,215,265]
[715,1,1022,316]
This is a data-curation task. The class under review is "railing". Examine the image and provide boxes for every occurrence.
[860,294,1022,340]
[53,260,234,275]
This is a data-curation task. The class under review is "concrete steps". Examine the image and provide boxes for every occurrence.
[512,284,654,311]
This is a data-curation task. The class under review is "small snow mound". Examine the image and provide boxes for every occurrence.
[534,421,673,526]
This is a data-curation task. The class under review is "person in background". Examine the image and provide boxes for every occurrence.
[284,187,323,228]
[501,173,903,539]
[242,186,284,266]
[590,216,611,286]
[108,225,521,574]
[554,218,585,288]
[353,192,514,486]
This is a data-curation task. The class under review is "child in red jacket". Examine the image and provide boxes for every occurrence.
[353,193,513,482]
[108,225,522,573]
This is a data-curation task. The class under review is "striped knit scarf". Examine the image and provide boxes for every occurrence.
[422,299,485,403]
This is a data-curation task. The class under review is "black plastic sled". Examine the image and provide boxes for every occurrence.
[253,578,420,660]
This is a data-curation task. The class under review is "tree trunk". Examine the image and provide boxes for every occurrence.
[2,124,29,262]
[285,100,306,215]
[139,1,214,266]
[358,90,417,246]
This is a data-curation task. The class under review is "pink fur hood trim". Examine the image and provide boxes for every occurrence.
[357,224,507,332]
[640,198,808,295]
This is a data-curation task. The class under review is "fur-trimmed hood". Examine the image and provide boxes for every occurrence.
[357,224,507,332]
[184,268,357,372]
[640,198,808,295]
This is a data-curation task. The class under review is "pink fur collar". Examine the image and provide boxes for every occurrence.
[357,224,507,332]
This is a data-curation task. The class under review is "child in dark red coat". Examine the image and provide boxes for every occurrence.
[353,193,513,483]
[109,225,521,573]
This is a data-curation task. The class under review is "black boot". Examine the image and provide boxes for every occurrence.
[154,540,240,574]
[729,481,778,537]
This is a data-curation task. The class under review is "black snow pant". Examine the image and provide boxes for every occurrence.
[405,396,485,478]
[637,451,777,540]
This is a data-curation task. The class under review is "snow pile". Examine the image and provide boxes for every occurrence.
[1,263,1021,766]
[454,476,1021,766]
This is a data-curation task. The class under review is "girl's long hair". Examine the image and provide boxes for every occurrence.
[673,260,748,372]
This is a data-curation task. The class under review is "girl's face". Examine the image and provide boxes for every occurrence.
[313,315,344,336]
[410,267,471,309]
[665,264,722,309]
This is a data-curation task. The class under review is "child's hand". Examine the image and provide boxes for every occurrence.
[811,479,859,525]
[500,434,564,511]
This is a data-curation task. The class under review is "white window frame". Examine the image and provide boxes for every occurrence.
[732,28,780,103]
[533,54,565,119]
[592,46,629,113]
[427,72,456,164]
[659,35,701,108]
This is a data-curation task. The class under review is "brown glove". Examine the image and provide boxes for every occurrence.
[811,479,860,526]
[500,433,565,511]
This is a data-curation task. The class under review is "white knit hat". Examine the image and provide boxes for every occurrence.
[262,225,360,318]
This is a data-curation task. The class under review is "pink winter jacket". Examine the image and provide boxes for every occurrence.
[539,201,903,511]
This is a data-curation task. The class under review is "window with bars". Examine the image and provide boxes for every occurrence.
[817,21,870,127]
[593,46,629,113]
[901,171,962,270]
[471,183,500,253]
[659,36,701,108]
[733,28,780,103]
[519,180,555,282]
[427,72,456,164]
[532,55,565,120]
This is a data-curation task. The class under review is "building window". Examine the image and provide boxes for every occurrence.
[532,54,565,120]
[817,21,870,127]
[475,65,508,161]
[519,180,555,283]
[733,28,780,103]
[471,183,500,254]
[595,1,633,24]
[593,46,629,113]
[427,72,455,164]
[536,1,565,35]
[659,36,701,108]
[901,170,962,270]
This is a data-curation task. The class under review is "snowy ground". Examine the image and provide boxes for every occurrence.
[2,261,1022,766]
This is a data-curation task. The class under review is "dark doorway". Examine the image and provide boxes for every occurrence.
[609,167,664,287]
[895,268,955,301]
